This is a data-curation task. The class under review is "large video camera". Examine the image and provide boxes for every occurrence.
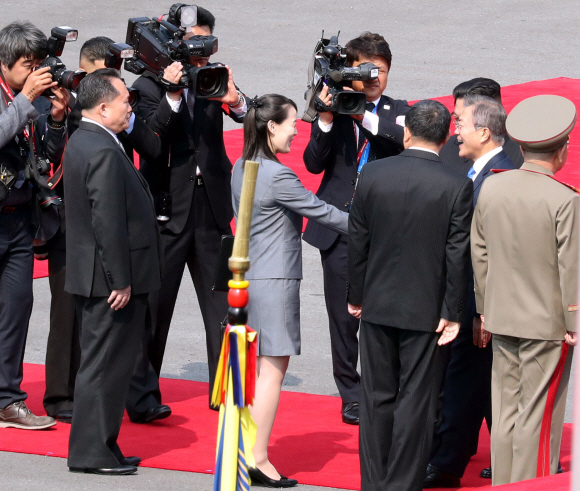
[307,33,379,116]
[123,4,229,98]
[36,26,85,96]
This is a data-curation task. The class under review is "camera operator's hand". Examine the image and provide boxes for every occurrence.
[108,285,131,310]
[163,62,184,101]
[210,65,241,106]
[21,66,57,103]
[48,86,70,122]
[318,84,334,125]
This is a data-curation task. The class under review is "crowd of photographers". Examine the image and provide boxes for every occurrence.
[0,3,577,490]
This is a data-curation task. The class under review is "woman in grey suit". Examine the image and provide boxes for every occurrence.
[232,94,348,487]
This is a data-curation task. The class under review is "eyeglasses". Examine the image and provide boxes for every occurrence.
[453,121,485,132]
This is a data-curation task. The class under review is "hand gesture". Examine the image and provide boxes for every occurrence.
[437,318,460,345]
[210,65,241,106]
[48,86,70,122]
[21,67,56,103]
[348,303,362,319]
[108,285,131,310]
[472,315,491,348]
[317,84,334,125]
[162,62,184,101]
[565,331,577,346]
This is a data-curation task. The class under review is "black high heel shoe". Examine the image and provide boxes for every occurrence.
[248,467,298,488]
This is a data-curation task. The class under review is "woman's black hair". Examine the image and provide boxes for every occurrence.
[242,93,297,162]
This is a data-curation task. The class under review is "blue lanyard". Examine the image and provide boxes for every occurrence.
[356,103,378,173]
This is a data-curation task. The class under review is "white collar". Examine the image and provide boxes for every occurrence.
[471,146,503,179]
[81,117,122,146]
[409,146,439,156]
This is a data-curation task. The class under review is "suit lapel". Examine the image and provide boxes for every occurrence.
[473,150,508,193]
[78,121,153,203]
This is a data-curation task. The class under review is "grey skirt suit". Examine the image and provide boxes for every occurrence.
[231,156,348,356]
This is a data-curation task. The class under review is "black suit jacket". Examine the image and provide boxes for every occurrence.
[132,75,243,234]
[302,95,410,251]
[347,149,473,330]
[63,121,162,297]
[462,149,515,326]
[440,133,523,175]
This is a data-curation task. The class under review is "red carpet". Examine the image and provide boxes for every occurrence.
[33,77,580,279]
[0,363,572,490]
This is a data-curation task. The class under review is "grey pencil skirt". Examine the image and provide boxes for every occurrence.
[246,278,301,356]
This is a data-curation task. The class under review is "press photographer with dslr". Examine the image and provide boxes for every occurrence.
[43,36,180,424]
[130,4,247,415]
[0,21,68,430]
[303,32,409,425]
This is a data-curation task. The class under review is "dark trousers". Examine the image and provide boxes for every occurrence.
[320,237,360,403]
[144,184,228,402]
[359,321,445,491]
[43,235,159,421]
[43,243,80,415]
[0,207,33,409]
[430,325,493,476]
[68,294,147,469]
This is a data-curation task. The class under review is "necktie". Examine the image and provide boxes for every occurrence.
[186,89,195,120]
[467,166,476,180]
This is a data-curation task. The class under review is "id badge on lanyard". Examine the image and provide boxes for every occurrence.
[356,103,378,173]
[351,104,378,209]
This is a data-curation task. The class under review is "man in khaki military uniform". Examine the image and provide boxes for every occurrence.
[471,94,578,486]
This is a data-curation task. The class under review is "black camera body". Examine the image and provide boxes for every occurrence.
[123,16,228,98]
[37,27,85,96]
[312,34,379,115]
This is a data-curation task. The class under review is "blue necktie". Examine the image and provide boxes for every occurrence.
[467,166,476,180]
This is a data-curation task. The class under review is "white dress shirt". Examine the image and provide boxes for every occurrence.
[470,146,503,181]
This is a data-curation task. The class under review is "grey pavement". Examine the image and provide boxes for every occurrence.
[2,0,580,489]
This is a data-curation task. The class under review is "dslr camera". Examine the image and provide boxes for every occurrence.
[123,3,229,98]
[305,32,378,117]
[36,26,85,96]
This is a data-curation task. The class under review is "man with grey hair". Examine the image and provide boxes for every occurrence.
[425,95,515,488]
[0,21,68,430]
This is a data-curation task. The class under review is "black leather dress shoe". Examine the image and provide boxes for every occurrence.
[121,456,141,466]
[133,404,171,424]
[341,402,359,425]
[480,466,492,479]
[558,461,564,474]
[69,465,137,475]
[248,467,298,488]
[53,409,73,424]
[424,464,460,488]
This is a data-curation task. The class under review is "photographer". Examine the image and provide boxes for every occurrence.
[43,37,179,424]
[0,21,68,430]
[132,4,246,417]
[303,32,409,425]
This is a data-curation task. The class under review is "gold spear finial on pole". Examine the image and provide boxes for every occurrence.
[229,160,259,282]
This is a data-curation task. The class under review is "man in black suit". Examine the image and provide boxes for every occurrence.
[132,5,246,408]
[440,77,523,174]
[347,100,473,491]
[43,38,178,424]
[425,95,515,488]
[303,32,409,424]
[64,70,161,475]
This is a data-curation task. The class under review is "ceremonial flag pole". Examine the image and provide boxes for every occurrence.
[213,160,260,491]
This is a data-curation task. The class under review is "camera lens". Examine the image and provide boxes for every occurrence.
[57,70,86,91]
[197,69,221,97]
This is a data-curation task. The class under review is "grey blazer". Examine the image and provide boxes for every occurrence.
[232,157,348,280]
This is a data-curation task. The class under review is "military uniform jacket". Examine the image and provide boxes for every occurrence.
[471,162,579,340]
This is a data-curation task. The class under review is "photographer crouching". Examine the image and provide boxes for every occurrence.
[0,21,68,430]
